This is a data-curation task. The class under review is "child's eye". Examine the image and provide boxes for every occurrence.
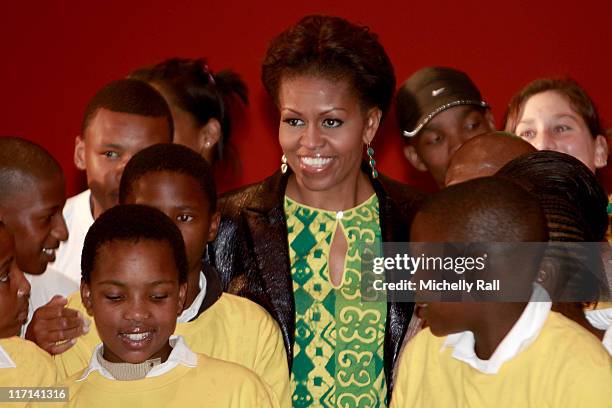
[424,132,442,146]
[150,294,168,301]
[176,214,194,223]
[105,294,123,301]
[322,118,343,128]
[554,125,571,133]
[103,151,119,159]
[464,121,481,131]
[518,129,535,139]
[282,118,305,127]
[0,273,9,283]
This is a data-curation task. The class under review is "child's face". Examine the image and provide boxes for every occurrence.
[81,239,186,364]
[515,90,608,173]
[410,211,474,336]
[0,174,68,274]
[123,171,219,278]
[75,108,171,218]
[404,106,495,187]
[0,228,31,338]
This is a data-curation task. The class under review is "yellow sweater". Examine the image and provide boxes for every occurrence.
[34,354,278,408]
[55,291,290,407]
[0,337,57,408]
[391,312,612,408]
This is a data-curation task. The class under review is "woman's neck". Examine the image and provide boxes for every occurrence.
[285,170,374,211]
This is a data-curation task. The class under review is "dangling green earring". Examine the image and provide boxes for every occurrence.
[367,143,378,178]
[281,154,288,174]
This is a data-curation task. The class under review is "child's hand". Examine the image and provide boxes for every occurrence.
[25,295,90,355]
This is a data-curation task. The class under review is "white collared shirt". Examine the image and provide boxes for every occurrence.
[78,335,198,381]
[442,284,552,374]
[585,307,612,354]
[177,271,207,323]
[51,189,95,284]
[0,344,16,369]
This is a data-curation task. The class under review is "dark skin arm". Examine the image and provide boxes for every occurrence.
[25,295,89,355]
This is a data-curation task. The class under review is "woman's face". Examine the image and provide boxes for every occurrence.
[514,90,607,172]
[278,75,380,194]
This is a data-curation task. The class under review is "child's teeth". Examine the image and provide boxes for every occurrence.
[42,248,54,256]
[124,332,150,341]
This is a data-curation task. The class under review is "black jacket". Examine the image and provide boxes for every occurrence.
[212,167,423,398]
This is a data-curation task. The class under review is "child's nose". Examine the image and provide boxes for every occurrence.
[123,300,151,322]
[52,214,69,242]
[534,131,556,151]
[115,158,131,184]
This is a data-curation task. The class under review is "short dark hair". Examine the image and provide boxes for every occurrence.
[418,176,548,243]
[130,58,248,161]
[119,143,216,212]
[503,77,603,138]
[81,79,174,137]
[261,15,396,117]
[0,137,63,206]
[81,204,188,284]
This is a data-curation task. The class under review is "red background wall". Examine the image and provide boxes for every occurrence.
[2,1,611,195]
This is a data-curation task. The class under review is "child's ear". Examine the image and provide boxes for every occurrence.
[206,211,221,242]
[199,118,222,159]
[484,109,496,130]
[593,134,608,169]
[177,282,187,315]
[74,135,86,171]
[403,145,428,172]
[80,281,94,317]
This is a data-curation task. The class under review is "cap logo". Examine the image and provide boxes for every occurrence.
[432,87,446,97]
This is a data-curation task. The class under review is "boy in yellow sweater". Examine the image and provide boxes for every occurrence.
[41,204,277,407]
[391,177,611,408]
[54,143,290,406]
[0,223,58,407]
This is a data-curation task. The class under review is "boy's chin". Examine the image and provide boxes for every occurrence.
[427,322,460,338]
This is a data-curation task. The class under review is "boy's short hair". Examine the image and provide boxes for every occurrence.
[419,176,548,243]
[0,137,62,206]
[397,67,489,140]
[81,204,188,283]
[80,79,174,137]
[414,177,548,292]
[119,143,217,211]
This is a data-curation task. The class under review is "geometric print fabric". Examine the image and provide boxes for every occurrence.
[285,194,387,407]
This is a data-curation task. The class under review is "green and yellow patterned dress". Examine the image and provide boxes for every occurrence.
[285,194,387,407]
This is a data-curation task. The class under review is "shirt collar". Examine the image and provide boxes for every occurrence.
[0,343,16,369]
[442,283,552,374]
[177,271,207,323]
[78,335,197,381]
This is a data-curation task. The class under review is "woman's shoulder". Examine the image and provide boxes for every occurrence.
[376,173,425,203]
[218,171,285,216]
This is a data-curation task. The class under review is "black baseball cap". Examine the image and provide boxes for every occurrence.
[397,67,489,138]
